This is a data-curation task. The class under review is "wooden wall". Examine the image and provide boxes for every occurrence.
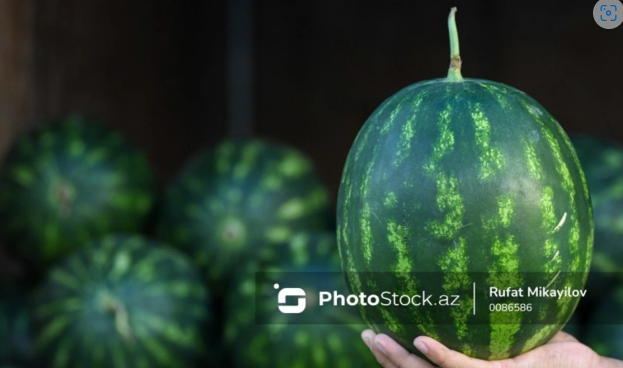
[0,0,227,184]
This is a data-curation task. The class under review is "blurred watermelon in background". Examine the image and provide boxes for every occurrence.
[572,136,623,275]
[0,117,156,268]
[571,136,623,303]
[570,136,623,350]
[157,139,331,293]
[0,118,337,367]
[32,235,213,368]
[223,231,376,368]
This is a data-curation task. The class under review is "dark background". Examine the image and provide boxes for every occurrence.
[1,0,622,200]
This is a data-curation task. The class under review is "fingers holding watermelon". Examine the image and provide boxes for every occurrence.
[362,329,431,368]
[361,329,615,368]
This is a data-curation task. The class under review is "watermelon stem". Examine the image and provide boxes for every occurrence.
[446,7,464,82]
[54,182,75,218]
[100,292,134,342]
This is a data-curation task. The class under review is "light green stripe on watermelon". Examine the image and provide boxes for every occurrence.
[278,152,312,177]
[360,203,373,265]
[135,312,197,349]
[108,251,131,280]
[389,220,412,274]
[84,147,108,165]
[93,344,105,365]
[381,94,411,134]
[36,316,71,348]
[488,315,521,360]
[523,141,543,180]
[485,192,522,358]
[384,192,398,208]
[259,173,283,190]
[394,93,424,167]
[150,281,205,299]
[470,103,504,180]
[68,140,86,157]
[138,332,179,367]
[11,165,35,186]
[478,83,512,110]
[52,337,73,368]
[379,307,406,336]
[111,345,129,368]
[521,324,560,353]
[265,225,291,243]
[34,297,84,319]
[311,340,327,366]
[439,237,471,339]
[215,141,235,173]
[50,269,82,291]
[233,141,262,180]
[540,186,557,230]
[426,173,464,240]
[277,198,306,220]
[424,104,454,174]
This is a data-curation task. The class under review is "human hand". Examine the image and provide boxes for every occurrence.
[361,329,623,368]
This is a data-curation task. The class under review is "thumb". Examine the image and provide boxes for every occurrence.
[413,337,495,368]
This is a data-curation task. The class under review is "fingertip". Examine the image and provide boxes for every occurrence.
[372,334,389,356]
[361,329,376,349]
[414,336,438,347]
[413,337,429,354]
[362,329,376,340]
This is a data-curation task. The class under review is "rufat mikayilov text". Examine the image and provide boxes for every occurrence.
[489,286,587,299]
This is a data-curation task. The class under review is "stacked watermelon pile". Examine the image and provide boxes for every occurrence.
[0,116,216,368]
[0,115,364,367]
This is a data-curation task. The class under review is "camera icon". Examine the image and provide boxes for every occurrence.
[594,0,623,29]
[600,4,618,21]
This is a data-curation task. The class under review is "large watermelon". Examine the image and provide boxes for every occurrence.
[224,231,376,367]
[0,288,35,367]
[584,286,623,359]
[33,235,212,368]
[157,139,330,289]
[0,116,156,267]
[337,8,592,359]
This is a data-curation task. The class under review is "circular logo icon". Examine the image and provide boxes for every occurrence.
[594,0,623,29]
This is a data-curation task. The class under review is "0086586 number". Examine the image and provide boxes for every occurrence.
[488,303,532,312]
